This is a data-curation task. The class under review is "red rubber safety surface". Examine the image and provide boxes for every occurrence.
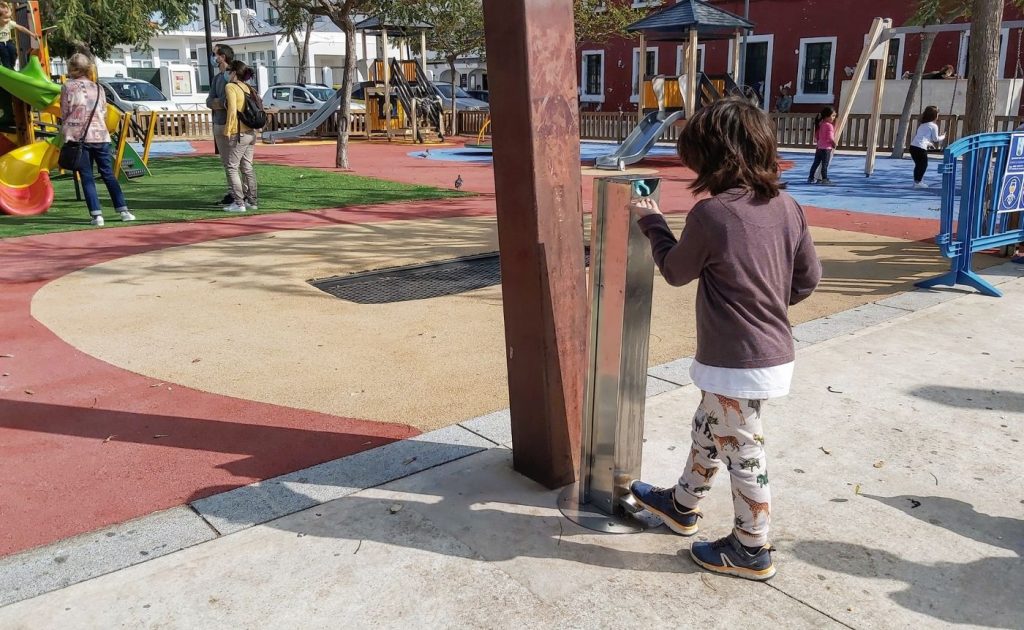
[0,139,939,558]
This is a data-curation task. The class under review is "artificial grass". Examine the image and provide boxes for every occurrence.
[0,156,468,239]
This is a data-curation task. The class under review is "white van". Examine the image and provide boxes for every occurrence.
[99,77,180,112]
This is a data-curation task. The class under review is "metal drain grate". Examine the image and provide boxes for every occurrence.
[311,248,591,305]
[310,253,502,304]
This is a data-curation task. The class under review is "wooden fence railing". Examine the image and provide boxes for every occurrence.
[138,108,1024,152]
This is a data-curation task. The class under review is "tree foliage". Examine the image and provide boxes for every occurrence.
[573,0,656,45]
[267,0,318,83]
[42,0,195,58]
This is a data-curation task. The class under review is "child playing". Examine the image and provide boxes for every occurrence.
[807,106,836,185]
[628,97,822,581]
[0,3,35,70]
[910,105,946,188]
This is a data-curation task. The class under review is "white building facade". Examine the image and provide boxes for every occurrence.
[98,1,385,94]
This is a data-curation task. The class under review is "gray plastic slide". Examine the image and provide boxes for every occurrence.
[594,110,686,170]
[261,89,343,143]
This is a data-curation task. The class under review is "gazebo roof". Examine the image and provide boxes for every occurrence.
[626,0,753,41]
[354,16,434,36]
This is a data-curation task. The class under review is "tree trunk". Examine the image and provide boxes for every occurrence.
[892,32,937,159]
[296,20,313,83]
[964,0,1003,135]
[289,32,307,83]
[336,14,357,170]
[448,57,458,136]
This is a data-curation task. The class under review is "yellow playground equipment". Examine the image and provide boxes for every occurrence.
[0,1,156,216]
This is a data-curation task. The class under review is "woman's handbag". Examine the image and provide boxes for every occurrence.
[58,85,100,171]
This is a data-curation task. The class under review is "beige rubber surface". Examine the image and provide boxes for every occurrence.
[32,215,964,431]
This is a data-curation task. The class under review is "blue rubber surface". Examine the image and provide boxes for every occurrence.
[407,141,677,164]
[130,141,196,157]
[781,151,944,219]
[409,141,946,219]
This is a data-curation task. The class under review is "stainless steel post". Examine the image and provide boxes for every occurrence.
[559,176,661,533]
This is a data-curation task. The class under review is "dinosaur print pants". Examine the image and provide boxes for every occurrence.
[673,390,771,547]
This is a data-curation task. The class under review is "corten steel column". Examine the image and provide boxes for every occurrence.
[482,0,586,488]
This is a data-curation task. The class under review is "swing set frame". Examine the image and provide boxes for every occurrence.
[837,17,1024,176]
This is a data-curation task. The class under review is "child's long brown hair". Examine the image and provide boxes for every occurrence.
[676,97,781,200]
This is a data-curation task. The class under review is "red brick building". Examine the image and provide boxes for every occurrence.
[577,0,1024,114]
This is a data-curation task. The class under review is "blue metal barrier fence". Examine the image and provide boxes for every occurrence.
[916,132,1024,297]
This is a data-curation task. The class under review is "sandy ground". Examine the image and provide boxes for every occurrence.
[32,214,969,431]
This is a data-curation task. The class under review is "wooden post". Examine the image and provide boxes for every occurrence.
[481,0,586,488]
[834,17,891,144]
[688,28,698,116]
[382,27,391,140]
[637,32,645,124]
[361,31,369,81]
[732,30,741,80]
[865,38,889,176]
[420,31,428,71]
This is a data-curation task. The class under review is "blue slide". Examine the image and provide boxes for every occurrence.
[594,110,686,170]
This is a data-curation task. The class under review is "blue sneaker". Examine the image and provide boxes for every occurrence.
[690,533,776,581]
[629,480,701,536]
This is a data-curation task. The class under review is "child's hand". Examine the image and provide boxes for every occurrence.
[629,196,662,218]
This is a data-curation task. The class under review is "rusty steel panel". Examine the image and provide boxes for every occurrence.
[482,0,586,488]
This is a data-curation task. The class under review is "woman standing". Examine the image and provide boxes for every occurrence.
[221,59,258,212]
[60,53,134,226]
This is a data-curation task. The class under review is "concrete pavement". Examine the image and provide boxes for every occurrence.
[2,264,1021,628]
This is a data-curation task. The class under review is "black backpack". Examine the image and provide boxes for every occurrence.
[235,82,267,129]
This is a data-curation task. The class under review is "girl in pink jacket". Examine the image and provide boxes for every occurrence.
[807,106,836,185]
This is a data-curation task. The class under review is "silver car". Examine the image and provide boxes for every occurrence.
[262,83,365,111]
[432,83,489,111]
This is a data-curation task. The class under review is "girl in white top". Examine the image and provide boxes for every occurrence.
[0,2,37,69]
[909,105,946,188]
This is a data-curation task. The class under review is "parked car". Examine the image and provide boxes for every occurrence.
[99,77,179,112]
[262,83,365,112]
[466,89,489,103]
[432,83,489,111]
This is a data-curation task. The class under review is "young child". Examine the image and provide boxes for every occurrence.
[0,3,35,70]
[628,97,822,581]
[910,105,946,188]
[807,106,836,185]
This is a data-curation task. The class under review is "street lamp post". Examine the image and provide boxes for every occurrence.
[202,0,215,89]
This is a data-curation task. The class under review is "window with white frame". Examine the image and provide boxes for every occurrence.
[158,48,181,62]
[675,44,705,75]
[631,46,659,102]
[796,36,836,104]
[958,29,1009,79]
[864,33,903,80]
[580,50,605,102]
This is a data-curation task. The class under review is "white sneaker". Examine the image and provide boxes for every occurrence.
[245,201,258,210]
[90,215,104,226]
[119,210,136,221]
[914,182,928,189]
[223,202,247,213]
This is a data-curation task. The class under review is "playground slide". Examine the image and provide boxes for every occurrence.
[261,90,343,143]
[594,110,686,171]
[0,62,130,215]
[0,55,60,111]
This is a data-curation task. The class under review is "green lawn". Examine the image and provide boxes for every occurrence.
[0,157,467,239]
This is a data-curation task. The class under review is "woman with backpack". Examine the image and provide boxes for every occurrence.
[222,60,259,212]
